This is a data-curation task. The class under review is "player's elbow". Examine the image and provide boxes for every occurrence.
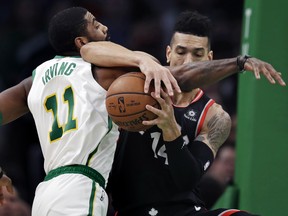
[80,44,92,62]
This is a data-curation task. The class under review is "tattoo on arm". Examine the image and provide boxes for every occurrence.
[207,111,231,153]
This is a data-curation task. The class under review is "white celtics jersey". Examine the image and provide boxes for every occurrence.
[27,56,119,184]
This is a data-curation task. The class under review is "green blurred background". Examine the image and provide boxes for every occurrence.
[236,0,288,215]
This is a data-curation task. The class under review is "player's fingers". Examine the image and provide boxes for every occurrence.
[246,60,261,79]
[144,75,153,94]
[168,73,181,94]
[273,72,286,86]
[253,63,261,79]
[160,76,174,97]
[153,78,161,98]
[266,65,286,86]
[142,118,159,126]
[151,92,168,110]
[145,104,162,117]
[6,185,13,194]
[1,175,13,194]
[265,64,286,86]
[160,89,172,105]
[5,179,13,194]
[262,67,276,84]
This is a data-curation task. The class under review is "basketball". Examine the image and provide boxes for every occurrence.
[106,72,160,132]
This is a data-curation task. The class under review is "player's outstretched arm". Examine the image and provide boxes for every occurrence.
[243,56,285,85]
[80,41,181,97]
[0,77,31,125]
[169,56,285,92]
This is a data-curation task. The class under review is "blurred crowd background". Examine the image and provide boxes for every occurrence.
[0,0,243,208]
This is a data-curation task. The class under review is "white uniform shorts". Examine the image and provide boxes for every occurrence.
[32,165,108,216]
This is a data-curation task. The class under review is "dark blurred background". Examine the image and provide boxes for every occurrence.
[0,0,243,206]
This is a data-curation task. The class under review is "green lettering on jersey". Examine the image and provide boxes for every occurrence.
[44,86,78,142]
[63,86,77,132]
[44,93,63,142]
[49,63,58,78]
[41,61,76,85]
[64,63,76,75]
[58,62,69,75]
[44,69,51,84]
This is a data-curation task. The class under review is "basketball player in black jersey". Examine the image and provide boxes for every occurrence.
[105,11,259,216]
[80,12,284,216]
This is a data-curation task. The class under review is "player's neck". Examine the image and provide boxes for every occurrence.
[172,88,200,107]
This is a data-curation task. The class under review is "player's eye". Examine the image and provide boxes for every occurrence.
[176,50,186,55]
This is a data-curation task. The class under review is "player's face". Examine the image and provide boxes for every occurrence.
[85,12,110,42]
[166,32,213,66]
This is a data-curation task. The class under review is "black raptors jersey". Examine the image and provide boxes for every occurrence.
[108,90,215,215]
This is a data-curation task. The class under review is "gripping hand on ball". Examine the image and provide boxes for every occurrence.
[143,90,181,141]
[137,54,181,98]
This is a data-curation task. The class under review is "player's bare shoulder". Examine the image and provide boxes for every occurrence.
[198,103,231,155]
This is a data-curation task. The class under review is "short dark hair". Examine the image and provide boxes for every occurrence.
[48,7,89,55]
[172,11,212,48]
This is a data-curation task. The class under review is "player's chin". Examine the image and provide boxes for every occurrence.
[105,33,111,41]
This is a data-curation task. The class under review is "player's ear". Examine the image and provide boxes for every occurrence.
[208,50,213,60]
[166,45,171,63]
[75,37,89,49]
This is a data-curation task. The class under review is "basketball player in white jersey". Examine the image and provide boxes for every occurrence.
[0,7,180,216]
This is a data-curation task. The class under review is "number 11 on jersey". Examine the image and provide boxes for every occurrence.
[44,86,78,142]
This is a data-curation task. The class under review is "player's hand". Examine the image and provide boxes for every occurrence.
[0,174,13,205]
[143,90,181,141]
[244,57,286,86]
[138,55,181,97]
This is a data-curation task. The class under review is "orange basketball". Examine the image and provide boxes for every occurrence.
[106,72,160,132]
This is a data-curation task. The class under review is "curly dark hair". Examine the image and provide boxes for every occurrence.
[48,7,89,55]
[173,11,212,48]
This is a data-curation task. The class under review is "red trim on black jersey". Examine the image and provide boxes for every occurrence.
[219,209,241,216]
[191,89,204,104]
[195,99,215,137]
[172,89,204,108]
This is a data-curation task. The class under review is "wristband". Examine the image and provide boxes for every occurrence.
[0,167,3,179]
[237,55,252,73]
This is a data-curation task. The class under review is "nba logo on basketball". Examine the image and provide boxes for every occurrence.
[106,72,159,132]
[118,97,126,113]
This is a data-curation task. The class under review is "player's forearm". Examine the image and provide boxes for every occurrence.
[0,99,29,125]
[80,41,145,67]
[0,78,31,125]
[165,137,205,190]
[169,58,238,91]
[162,123,181,142]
